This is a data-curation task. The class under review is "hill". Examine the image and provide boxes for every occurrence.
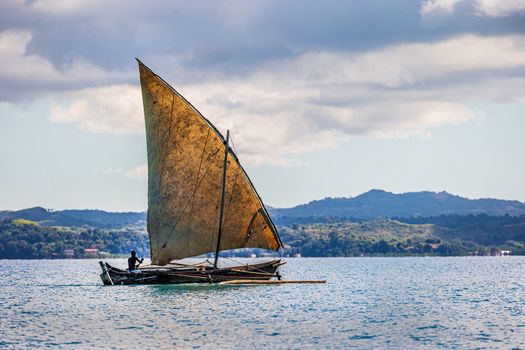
[271,190,525,220]
[3,215,524,259]
[2,190,525,258]
[279,215,525,257]
[0,219,148,259]
[0,207,146,228]
[3,190,523,229]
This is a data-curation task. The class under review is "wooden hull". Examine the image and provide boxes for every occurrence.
[99,259,285,285]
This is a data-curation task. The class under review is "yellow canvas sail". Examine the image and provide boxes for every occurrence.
[137,60,283,265]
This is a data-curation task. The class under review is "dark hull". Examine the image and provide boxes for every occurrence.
[99,259,285,285]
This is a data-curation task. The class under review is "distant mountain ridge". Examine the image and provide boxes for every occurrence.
[2,190,524,228]
[0,207,146,228]
[269,189,525,219]
[2,190,525,258]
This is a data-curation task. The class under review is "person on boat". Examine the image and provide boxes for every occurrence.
[128,250,144,271]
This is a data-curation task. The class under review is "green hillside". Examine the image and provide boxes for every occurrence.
[279,217,525,257]
[0,219,148,259]
[1,214,525,259]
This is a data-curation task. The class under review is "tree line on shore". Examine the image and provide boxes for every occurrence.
[0,219,148,259]
[1,214,524,259]
[279,217,525,257]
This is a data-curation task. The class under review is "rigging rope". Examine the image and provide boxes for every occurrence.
[223,134,242,243]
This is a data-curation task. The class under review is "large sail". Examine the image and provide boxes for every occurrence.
[138,60,283,265]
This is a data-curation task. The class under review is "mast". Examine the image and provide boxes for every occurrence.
[214,130,230,268]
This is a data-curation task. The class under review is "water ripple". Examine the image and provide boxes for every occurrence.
[1,257,525,349]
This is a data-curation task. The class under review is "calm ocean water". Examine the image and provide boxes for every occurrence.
[1,257,524,349]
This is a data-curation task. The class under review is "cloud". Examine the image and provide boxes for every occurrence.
[30,0,93,14]
[2,0,523,90]
[475,0,525,17]
[46,33,524,166]
[175,34,522,165]
[49,85,143,135]
[0,30,131,101]
[274,35,525,88]
[125,164,148,179]
[2,1,524,167]
[420,0,525,17]
[420,0,463,15]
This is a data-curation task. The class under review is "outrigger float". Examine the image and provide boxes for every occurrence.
[99,59,324,286]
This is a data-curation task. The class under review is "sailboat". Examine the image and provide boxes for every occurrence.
[99,59,285,285]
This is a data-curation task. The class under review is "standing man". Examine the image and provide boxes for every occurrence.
[128,250,144,271]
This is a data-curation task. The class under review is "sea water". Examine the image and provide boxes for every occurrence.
[0,257,524,349]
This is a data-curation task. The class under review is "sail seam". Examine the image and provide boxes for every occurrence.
[155,147,221,260]
[185,128,211,256]
[151,87,173,264]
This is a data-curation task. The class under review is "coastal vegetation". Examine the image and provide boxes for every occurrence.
[1,191,524,259]
[0,219,148,259]
[1,213,524,259]
[279,216,525,257]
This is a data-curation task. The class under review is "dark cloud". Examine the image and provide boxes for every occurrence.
[1,0,524,79]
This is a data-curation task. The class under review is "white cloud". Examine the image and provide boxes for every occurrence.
[0,30,130,101]
[177,34,523,165]
[0,30,60,84]
[126,164,148,180]
[276,35,525,88]
[30,0,93,14]
[420,0,525,17]
[49,85,142,134]
[46,34,525,166]
[475,0,525,17]
[420,0,463,15]
[182,85,475,165]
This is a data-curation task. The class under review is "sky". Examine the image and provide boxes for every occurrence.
[0,0,524,211]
